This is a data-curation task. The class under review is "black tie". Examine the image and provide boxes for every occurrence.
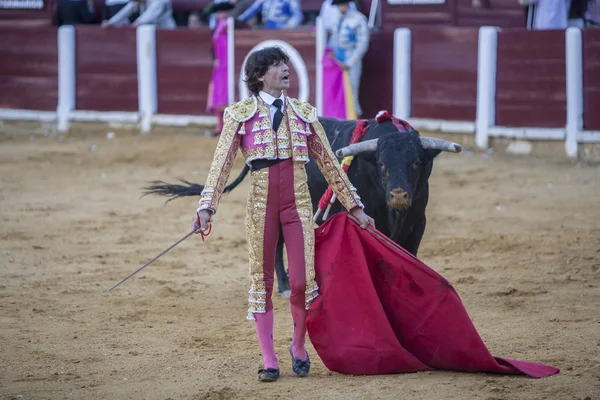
[272,99,283,132]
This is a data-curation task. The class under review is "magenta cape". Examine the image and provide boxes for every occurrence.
[321,47,356,120]
[306,213,559,378]
[206,18,229,112]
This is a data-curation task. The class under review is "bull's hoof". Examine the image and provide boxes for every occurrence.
[279,290,291,299]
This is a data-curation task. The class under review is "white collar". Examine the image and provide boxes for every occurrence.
[258,91,285,106]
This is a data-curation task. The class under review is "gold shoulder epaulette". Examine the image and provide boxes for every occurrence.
[287,97,317,123]
[224,96,258,122]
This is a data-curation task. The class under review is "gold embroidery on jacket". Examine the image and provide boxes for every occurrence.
[245,167,270,320]
[292,162,319,309]
[307,121,364,211]
[197,113,241,213]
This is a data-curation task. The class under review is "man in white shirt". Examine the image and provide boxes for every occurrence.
[329,0,369,117]
[101,0,176,28]
[519,0,570,29]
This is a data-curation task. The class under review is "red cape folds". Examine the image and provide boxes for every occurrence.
[306,213,559,378]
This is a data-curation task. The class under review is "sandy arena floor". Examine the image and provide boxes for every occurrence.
[0,122,599,400]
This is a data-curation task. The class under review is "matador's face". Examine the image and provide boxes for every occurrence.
[260,61,290,93]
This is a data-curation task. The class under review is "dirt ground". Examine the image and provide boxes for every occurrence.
[1,121,599,400]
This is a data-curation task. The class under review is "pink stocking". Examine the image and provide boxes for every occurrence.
[254,311,278,369]
[290,304,308,361]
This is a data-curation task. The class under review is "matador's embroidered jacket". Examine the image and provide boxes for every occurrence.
[197,95,364,215]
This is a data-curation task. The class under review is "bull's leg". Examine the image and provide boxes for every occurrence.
[275,227,291,298]
[404,216,426,257]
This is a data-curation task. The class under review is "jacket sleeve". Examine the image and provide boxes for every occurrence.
[106,1,137,25]
[307,119,364,212]
[238,0,264,22]
[344,14,369,68]
[197,112,241,215]
[283,0,303,28]
[134,0,167,25]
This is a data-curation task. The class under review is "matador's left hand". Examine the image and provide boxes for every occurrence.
[350,207,375,229]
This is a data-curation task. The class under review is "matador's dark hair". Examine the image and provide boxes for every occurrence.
[244,46,290,95]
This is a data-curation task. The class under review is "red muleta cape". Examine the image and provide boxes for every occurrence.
[306,213,559,378]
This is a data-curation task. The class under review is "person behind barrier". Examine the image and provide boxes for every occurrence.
[101,0,176,28]
[237,0,303,29]
[192,46,374,382]
[205,0,249,136]
[329,0,369,118]
[518,0,570,29]
[56,0,95,26]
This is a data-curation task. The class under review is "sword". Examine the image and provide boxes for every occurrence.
[106,218,211,293]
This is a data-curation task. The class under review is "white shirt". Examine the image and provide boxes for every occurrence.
[531,0,570,29]
[319,0,356,37]
[258,91,285,125]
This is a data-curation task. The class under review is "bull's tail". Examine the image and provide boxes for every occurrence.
[141,164,250,203]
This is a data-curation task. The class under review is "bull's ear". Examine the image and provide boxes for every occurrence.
[425,149,442,161]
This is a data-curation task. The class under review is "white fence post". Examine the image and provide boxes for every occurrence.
[475,26,499,150]
[393,28,411,120]
[57,25,75,132]
[565,27,583,159]
[137,25,157,133]
[316,16,325,117]
[227,17,235,105]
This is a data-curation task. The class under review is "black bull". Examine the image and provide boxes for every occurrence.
[143,116,462,296]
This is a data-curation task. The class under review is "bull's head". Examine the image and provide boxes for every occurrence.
[335,126,461,210]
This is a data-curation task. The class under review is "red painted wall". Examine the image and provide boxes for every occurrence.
[495,29,566,128]
[0,26,58,111]
[359,31,395,118]
[380,0,525,30]
[156,28,213,115]
[410,27,479,121]
[75,26,138,112]
[583,29,600,131]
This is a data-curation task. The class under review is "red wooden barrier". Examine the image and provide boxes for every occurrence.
[75,26,138,112]
[234,29,317,106]
[156,28,213,115]
[495,29,566,128]
[0,26,58,111]
[410,26,479,122]
[583,29,600,131]
[359,31,394,118]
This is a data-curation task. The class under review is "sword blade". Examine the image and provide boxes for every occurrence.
[106,229,198,293]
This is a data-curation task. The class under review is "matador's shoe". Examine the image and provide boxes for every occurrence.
[258,368,279,382]
[289,345,311,377]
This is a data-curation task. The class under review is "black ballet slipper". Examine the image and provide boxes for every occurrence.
[289,345,310,377]
[258,368,280,382]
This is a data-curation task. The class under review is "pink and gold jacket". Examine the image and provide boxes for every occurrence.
[197,95,364,214]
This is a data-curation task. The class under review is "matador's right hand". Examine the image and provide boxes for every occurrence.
[193,210,213,233]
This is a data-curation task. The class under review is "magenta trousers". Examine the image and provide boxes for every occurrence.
[245,158,318,320]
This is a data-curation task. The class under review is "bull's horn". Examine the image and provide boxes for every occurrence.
[335,139,379,157]
[420,137,462,153]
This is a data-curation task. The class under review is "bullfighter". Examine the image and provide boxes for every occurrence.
[193,46,374,382]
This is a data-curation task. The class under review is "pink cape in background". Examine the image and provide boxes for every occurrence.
[321,47,357,120]
[206,18,229,113]
[306,213,560,378]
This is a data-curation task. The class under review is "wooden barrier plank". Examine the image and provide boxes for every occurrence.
[359,31,394,119]
[75,26,138,112]
[583,29,600,131]
[156,28,213,115]
[410,26,478,121]
[0,26,58,111]
[496,29,566,128]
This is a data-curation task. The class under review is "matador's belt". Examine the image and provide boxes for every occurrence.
[249,158,285,172]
